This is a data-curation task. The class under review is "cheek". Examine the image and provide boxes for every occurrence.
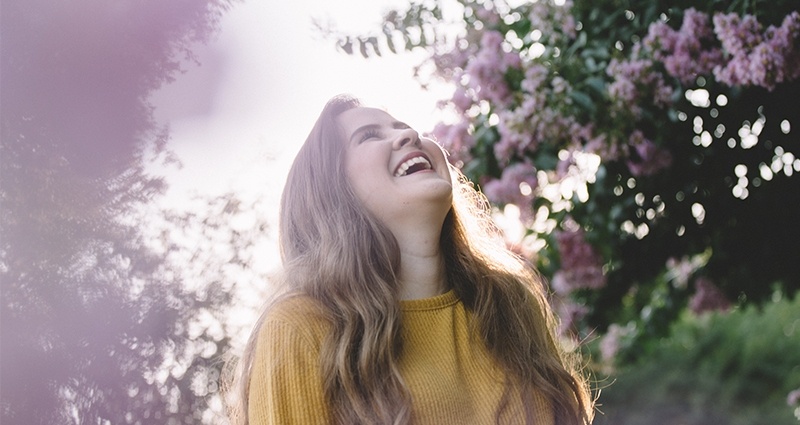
[344,151,382,203]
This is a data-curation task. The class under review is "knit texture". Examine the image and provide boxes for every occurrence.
[248,290,554,424]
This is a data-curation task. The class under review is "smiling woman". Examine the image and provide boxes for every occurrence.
[226,95,594,425]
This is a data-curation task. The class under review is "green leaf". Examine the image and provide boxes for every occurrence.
[533,150,559,171]
[570,90,596,113]
[585,76,607,95]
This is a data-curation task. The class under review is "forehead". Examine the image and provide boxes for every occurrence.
[337,107,396,133]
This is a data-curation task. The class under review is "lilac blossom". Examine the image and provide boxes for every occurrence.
[475,5,501,28]
[552,226,607,295]
[450,85,474,114]
[554,299,589,337]
[495,98,540,163]
[788,388,800,406]
[688,277,731,314]
[666,256,694,289]
[529,0,578,42]
[643,8,724,84]
[494,65,579,165]
[583,131,624,163]
[713,11,800,90]
[626,130,672,177]
[430,45,475,80]
[521,63,549,93]
[599,323,628,362]
[607,58,674,118]
[481,161,538,209]
[463,30,519,106]
[429,120,474,166]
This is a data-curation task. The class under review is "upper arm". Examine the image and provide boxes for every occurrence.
[248,318,330,425]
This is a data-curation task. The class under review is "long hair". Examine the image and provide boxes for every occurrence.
[227,95,593,424]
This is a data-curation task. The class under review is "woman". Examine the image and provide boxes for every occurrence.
[228,95,594,424]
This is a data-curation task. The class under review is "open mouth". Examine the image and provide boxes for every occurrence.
[394,154,433,177]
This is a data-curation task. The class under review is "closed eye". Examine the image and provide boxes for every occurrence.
[359,128,382,143]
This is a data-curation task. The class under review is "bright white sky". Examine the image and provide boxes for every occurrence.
[151,0,452,208]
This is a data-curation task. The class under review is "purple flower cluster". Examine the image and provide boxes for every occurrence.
[599,323,629,362]
[429,120,475,168]
[582,130,623,164]
[788,388,800,406]
[635,9,800,91]
[449,86,474,114]
[607,58,674,118]
[463,31,520,106]
[713,11,800,91]
[688,276,731,315]
[552,226,607,295]
[474,4,501,28]
[482,161,538,209]
[529,0,578,42]
[553,297,589,337]
[496,101,576,165]
[644,9,724,85]
[625,130,673,177]
[494,64,584,166]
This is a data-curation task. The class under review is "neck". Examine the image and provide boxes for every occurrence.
[391,222,448,300]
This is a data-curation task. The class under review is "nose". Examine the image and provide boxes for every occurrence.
[392,128,421,150]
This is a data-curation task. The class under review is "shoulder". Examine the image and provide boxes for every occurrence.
[255,294,330,352]
[248,294,333,424]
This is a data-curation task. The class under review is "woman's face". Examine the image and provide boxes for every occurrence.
[337,107,452,225]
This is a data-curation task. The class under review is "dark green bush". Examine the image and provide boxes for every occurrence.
[594,293,800,425]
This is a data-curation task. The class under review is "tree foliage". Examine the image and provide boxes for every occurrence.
[331,0,800,355]
[0,0,247,423]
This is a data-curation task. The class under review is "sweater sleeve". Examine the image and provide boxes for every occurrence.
[248,317,330,425]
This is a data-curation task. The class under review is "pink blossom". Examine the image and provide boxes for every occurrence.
[787,388,800,406]
[584,132,623,163]
[521,64,549,93]
[494,95,543,163]
[463,30,520,106]
[475,5,501,28]
[666,256,694,289]
[450,85,473,114]
[606,58,674,117]
[551,295,589,337]
[688,277,731,314]
[553,226,606,294]
[599,323,628,362]
[555,149,578,180]
[481,161,538,209]
[713,11,800,91]
[626,130,672,176]
[430,46,474,79]
[493,131,520,165]
[529,0,577,43]
[429,120,474,167]
[643,9,724,84]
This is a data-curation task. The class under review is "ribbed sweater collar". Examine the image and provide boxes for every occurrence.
[400,289,458,312]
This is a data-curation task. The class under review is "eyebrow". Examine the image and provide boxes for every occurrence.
[349,121,411,144]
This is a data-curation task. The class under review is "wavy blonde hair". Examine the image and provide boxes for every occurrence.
[227,95,593,424]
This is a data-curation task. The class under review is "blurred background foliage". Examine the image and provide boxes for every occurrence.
[330,0,800,421]
[1,0,258,423]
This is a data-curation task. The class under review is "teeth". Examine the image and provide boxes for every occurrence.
[394,156,432,177]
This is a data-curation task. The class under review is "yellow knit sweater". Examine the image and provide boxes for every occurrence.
[248,290,554,424]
